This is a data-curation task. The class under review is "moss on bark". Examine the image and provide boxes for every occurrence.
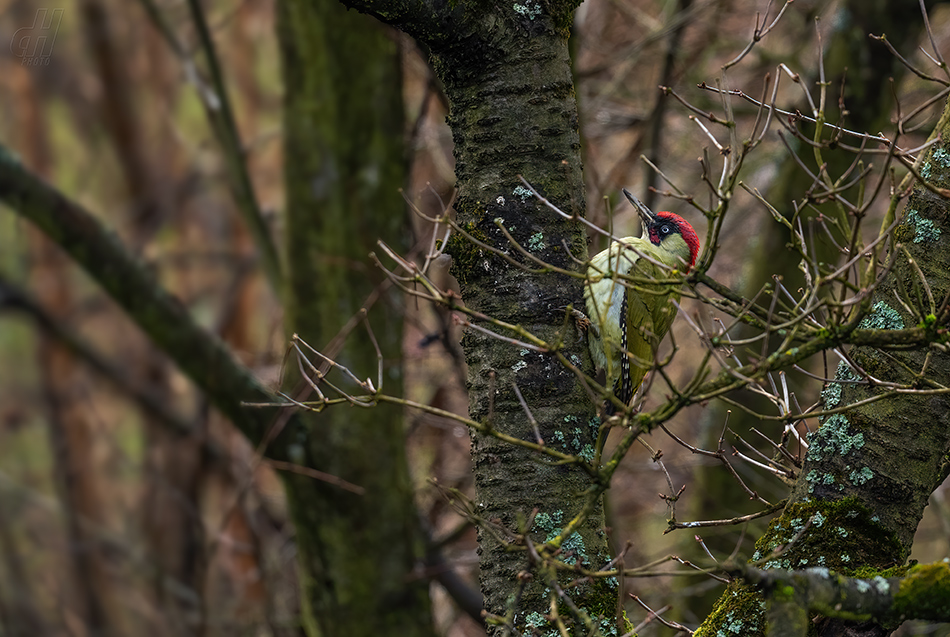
[277,0,434,635]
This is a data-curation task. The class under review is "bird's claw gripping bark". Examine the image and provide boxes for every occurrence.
[571,308,598,338]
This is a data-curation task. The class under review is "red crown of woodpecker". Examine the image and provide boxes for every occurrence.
[649,211,700,272]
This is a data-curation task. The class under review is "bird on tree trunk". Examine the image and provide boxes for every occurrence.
[584,189,700,414]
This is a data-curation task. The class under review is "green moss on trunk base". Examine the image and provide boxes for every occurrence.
[694,581,766,637]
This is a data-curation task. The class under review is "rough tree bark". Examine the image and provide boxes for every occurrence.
[332,0,619,630]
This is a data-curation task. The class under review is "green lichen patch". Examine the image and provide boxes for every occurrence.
[820,361,861,413]
[820,381,842,411]
[533,510,563,538]
[835,360,860,383]
[807,414,864,462]
[551,415,588,457]
[513,3,542,20]
[905,209,942,244]
[528,231,546,252]
[512,185,534,201]
[561,530,589,563]
[848,466,874,485]
[516,583,628,635]
[805,470,838,494]
[524,611,547,628]
[753,499,903,575]
[589,613,621,636]
[532,510,588,564]
[920,146,950,181]
[858,301,905,331]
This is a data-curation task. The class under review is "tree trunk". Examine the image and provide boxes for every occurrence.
[80,3,210,630]
[277,1,435,635]
[333,0,620,629]
[437,26,613,629]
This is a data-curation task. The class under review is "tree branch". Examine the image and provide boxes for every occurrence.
[732,561,950,629]
[333,0,456,47]
[0,273,200,440]
[0,146,282,448]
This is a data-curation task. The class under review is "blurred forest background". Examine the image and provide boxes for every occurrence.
[1,0,950,635]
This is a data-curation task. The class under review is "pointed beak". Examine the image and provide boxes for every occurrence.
[622,188,655,227]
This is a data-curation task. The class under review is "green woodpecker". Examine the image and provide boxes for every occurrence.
[584,189,700,413]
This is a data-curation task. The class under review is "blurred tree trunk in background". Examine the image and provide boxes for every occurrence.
[3,11,68,637]
[28,141,126,633]
[277,1,436,635]
[11,2,128,628]
[79,3,209,632]
[34,242,128,637]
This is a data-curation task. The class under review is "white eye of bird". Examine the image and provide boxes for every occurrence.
[660,224,672,235]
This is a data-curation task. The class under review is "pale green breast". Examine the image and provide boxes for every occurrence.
[584,238,684,405]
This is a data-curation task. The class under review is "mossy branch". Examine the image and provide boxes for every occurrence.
[730,561,950,632]
[0,146,285,449]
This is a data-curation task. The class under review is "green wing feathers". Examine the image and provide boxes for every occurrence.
[586,244,682,411]
[619,259,680,400]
